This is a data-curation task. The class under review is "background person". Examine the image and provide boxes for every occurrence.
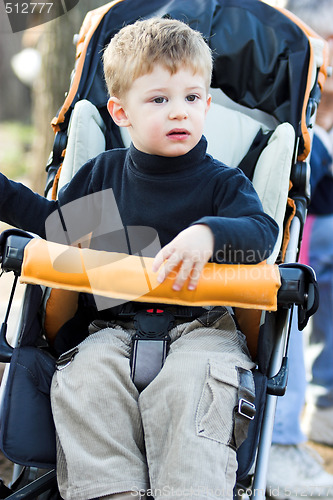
[267,0,333,497]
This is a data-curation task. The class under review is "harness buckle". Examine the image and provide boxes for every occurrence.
[238,398,256,420]
[130,309,174,392]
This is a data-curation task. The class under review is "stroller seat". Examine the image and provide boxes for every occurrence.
[0,1,328,498]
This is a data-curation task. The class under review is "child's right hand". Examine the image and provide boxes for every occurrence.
[152,224,214,291]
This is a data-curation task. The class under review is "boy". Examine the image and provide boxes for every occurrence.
[0,18,278,500]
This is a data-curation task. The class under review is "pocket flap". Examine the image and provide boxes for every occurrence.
[209,361,239,389]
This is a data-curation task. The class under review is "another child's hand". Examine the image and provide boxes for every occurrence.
[152,224,214,291]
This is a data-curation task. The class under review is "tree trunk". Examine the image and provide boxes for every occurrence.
[31,0,108,193]
[0,4,31,122]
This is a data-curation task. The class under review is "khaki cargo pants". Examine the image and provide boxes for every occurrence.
[51,307,255,500]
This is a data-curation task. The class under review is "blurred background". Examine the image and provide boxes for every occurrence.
[0,0,109,195]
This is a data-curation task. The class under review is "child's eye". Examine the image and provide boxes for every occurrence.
[153,97,167,104]
[186,94,198,102]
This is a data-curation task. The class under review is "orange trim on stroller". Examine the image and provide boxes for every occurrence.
[20,239,281,311]
[50,2,328,163]
[277,8,329,160]
[51,0,125,133]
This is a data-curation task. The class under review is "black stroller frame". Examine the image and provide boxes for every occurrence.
[0,0,328,498]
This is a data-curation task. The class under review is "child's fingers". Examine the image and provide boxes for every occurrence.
[152,245,172,273]
[154,249,180,283]
[171,257,196,291]
[158,252,183,283]
[154,249,207,290]
[187,261,206,290]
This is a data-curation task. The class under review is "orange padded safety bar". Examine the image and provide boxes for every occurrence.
[20,239,281,310]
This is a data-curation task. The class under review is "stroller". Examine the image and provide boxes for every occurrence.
[0,0,328,498]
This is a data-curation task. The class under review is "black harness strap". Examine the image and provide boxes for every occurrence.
[129,305,206,392]
[238,128,274,181]
[131,308,174,392]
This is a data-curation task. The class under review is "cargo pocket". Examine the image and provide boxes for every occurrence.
[196,361,255,449]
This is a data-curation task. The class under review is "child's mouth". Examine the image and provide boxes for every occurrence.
[167,129,189,140]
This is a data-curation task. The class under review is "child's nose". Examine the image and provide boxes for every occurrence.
[168,104,188,120]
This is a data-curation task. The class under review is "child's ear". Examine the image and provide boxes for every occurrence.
[107,97,130,127]
[205,94,212,115]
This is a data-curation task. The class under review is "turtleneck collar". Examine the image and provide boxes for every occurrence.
[127,136,208,175]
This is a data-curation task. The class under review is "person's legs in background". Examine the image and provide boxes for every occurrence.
[270,313,307,447]
[302,214,333,444]
[266,217,333,498]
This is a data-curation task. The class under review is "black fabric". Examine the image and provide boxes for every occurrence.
[0,346,56,468]
[18,285,44,347]
[238,129,274,181]
[53,294,97,355]
[256,310,277,375]
[63,0,310,156]
[236,369,267,481]
[233,367,256,450]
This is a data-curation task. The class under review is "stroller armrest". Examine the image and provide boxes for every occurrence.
[0,230,33,275]
[16,238,282,310]
[0,235,318,319]
[0,235,317,363]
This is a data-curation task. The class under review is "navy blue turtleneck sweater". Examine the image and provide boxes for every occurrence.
[0,137,278,264]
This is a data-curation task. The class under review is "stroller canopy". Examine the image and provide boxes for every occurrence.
[52,0,327,160]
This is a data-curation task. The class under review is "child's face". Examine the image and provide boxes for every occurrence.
[108,65,211,156]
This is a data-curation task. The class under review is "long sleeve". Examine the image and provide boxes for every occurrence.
[193,167,278,264]
[0,173,57,238]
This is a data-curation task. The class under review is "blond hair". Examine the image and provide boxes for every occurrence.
[103,17,213,97]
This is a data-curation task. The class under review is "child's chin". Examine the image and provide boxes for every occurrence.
[162,143,194,157]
